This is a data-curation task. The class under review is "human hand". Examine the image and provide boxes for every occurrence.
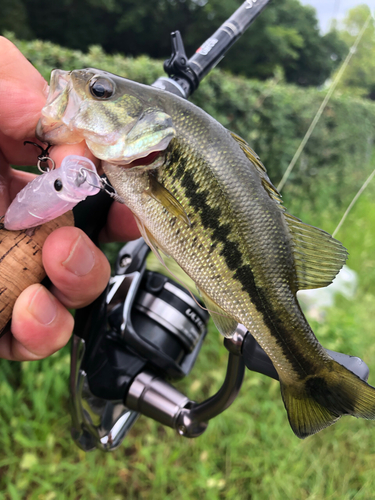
[0,37,140,361]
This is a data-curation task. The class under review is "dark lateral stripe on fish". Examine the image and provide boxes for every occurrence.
[178,169,244,271]
[166,143,314,377]
[168,143,185,178]
[235,263,315,377]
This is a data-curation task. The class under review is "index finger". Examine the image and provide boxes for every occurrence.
[0,37,49,166]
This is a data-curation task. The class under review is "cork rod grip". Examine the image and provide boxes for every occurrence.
[0,212,74,336]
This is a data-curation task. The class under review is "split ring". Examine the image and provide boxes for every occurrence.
[37,156,56,173]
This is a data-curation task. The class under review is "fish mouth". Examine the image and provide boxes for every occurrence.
[36,70,83,144]
[37,67,175,167]
[88,123,175,170]
[105,133,174,171]
[106,147,168,171]
[45,69,71,106]
[124,150,165,169]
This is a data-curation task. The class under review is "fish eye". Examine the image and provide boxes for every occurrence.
[89,77,115,99]
[54,179,63,191]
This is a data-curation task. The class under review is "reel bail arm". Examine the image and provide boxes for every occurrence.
[125,334,246,438]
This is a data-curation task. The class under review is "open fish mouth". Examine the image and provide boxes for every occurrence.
[36,70,84,144]
[119,149,167,171]
[85,112,175,169]
[45,69,71,108]
[126,150,164,168]
[106,136,173,170]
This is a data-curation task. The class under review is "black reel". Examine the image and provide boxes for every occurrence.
[70,239,210,451]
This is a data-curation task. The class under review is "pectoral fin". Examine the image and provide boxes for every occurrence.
[145,175,191,227]
[197,287,238,338]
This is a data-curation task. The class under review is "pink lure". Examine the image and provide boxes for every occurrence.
[4,155,101,230]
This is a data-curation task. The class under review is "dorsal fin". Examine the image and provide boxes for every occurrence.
[285,213,348,290]
[231,132,267,173]
[230,131,348,290]
[261,178,283,206]
[231,131,283,205]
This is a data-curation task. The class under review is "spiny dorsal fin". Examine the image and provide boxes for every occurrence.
[285,213,348,290]
[230,132,283,205]
[261,178,284,206]
[231,132,267,173]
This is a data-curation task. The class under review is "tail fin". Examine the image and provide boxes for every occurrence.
[280,361,375,439]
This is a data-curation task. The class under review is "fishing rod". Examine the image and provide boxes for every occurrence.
[153,0,270,98]
[68,0,370,451]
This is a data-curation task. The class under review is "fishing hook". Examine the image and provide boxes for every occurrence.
[78,166,126,204]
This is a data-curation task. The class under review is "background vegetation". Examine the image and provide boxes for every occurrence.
[0,0,347,86]
[9,31,375,218]
[2,3,375,498]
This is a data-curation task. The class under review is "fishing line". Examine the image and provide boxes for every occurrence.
[333,165,375,238]
[277,13,373,193]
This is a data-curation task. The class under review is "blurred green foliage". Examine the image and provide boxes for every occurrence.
[335,5,375,100]
[1,37,375,499]
[9,33,375,218]
[0,0,347,87]
[0,0,33,40]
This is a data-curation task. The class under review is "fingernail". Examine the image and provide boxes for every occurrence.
[62,235,95,276]
[28,286,57,325]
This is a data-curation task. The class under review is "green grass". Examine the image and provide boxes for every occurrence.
[1,184,375,499]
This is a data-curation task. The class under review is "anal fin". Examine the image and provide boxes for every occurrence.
[198,287,238,338]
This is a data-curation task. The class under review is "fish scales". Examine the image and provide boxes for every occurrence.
[103,98,329,382]
[36,68,375,438]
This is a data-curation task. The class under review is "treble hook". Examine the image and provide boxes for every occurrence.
[76,166,126,204]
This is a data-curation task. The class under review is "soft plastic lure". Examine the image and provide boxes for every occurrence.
[4,155,102,230]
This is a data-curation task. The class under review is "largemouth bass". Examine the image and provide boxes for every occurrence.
[37,68,375,438]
